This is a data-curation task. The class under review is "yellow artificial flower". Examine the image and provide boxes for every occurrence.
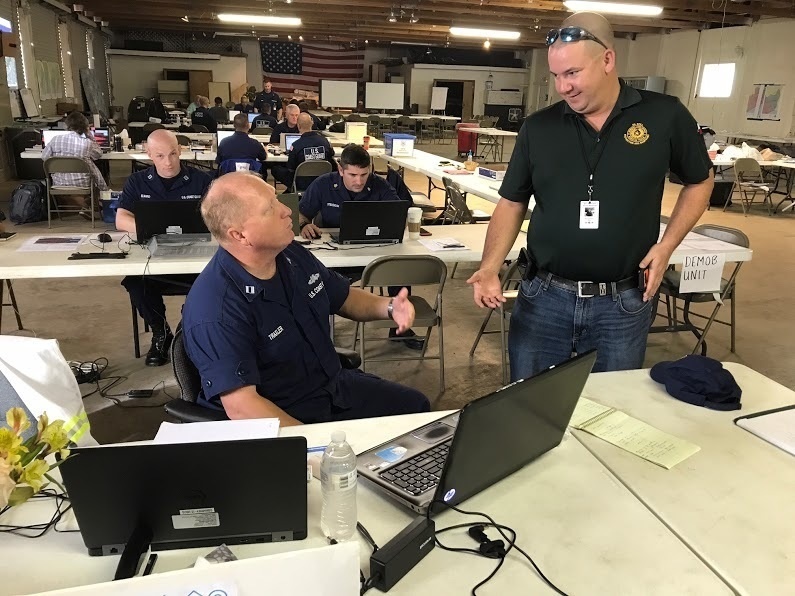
[0,458,15,509]
[6,407,30,435]
[20,458,49,493]
[36,411,50,441]
[0,428,26,464]
[40,420,69,453]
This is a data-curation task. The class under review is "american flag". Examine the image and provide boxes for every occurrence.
[260,41,364,95]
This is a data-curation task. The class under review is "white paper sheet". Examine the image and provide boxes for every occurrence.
[417,237,469,251]
[153,419,280,445]
[17,235,87,252]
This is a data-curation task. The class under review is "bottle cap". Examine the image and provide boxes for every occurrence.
[331,430,346,444]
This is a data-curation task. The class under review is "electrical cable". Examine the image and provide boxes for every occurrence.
[72,357,175,408]
[426,500,569,596]
[357,521,380,595]
[0,489,74,538]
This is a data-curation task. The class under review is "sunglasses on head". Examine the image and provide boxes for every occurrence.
[546,27,608,50]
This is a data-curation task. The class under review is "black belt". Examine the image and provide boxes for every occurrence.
[524,263,640,298]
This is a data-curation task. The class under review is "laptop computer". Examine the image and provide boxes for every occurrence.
[41,129,70,146]
[357,350,597,514]
[59,437,308,556]
[216,130,235,145]
[134,200,208,244]
[331,200,409,245]
[282,132,301,151]
[92,128,110,148]
[248,112,259,125]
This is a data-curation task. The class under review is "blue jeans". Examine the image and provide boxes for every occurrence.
[508,274,654,381]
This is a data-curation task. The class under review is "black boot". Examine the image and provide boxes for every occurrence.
[388,328,425,351]
[145,325,173,367]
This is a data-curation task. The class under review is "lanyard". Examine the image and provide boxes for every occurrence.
[575,118,617,202]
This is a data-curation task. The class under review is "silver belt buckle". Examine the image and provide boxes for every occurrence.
[577,281,594,298]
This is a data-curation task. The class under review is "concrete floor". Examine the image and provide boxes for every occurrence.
[2,138,793,444]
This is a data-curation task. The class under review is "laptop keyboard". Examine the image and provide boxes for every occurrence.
[379,440,451,496]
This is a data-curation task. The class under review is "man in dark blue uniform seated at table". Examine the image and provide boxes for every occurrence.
[269,104,303,144]
[251,104,278,131]
[191,96,217,133]
[272,113,335,189]
[234,95,256,114]
[298,100,326,131]
[216,113,267,171]
[298,144,424,350]
[181,172,430,425]
[115,130,213,366]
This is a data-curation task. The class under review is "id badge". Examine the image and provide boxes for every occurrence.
[579,201,599,229]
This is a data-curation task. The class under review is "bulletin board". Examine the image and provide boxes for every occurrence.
[80,68,110,117]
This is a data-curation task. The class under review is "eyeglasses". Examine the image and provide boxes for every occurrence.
[545,27,608,50]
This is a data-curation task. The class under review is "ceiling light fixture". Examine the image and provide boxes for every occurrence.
[388,10,397,23]
[217,14,302,26]
[299,35,304,40]
[409,13,419,23]
[562,1,663,16]
[181,15,189,22]
[483,39,491,49]
[449,27,520,40]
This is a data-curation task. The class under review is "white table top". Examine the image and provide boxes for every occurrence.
[0,410,730,595]
[578,363,795,595]
[352,113,461,122]
[0,226,522,280]
[712,157,795,168]
[126,122,180,129]
[464,127,518,137]
[718,131,795,145]
[309,110,334,117]
[322,131,384,147]
[22,149,217,163]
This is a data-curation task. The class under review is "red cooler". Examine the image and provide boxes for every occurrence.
[456,122,478,157]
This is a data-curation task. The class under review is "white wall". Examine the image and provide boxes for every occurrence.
[241,39,263,97]
[409,64,528,115]
[109,53,247,105]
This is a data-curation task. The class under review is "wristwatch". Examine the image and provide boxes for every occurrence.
[299,221,309,230]
[386,298,394,320]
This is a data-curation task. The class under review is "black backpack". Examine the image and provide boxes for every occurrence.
[9,181,47,224]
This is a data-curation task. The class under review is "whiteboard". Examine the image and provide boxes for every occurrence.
[365,82,404,111]
[20,88,38,118]
[431,86,448,111]
[320,80,358,108]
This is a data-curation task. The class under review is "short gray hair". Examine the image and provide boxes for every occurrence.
[200,173,259,241]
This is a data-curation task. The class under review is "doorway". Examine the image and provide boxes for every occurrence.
[433,79,475,120]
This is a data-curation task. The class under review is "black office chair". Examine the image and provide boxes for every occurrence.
[164,324,363,423]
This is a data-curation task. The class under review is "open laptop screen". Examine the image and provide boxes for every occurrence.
[92,128,110,147]
[42,130,70,146]
[285,133,301,151]
[216,130,235,145]
[248,112,259,124]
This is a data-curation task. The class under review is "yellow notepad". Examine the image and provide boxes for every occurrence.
[571,396,701,469]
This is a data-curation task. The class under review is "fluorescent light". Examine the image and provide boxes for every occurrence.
[449,27,520,40]
[217,14,302,26]
[563,1,663,16]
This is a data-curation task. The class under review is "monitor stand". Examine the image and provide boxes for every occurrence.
[113,523,153,580]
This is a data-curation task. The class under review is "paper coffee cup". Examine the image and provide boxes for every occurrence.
[407,207,422,239]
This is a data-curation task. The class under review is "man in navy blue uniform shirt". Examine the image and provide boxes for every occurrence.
[254,78,282,120]
[269,104,301,144]
[116,130,212,366]
[297,100,325,131]
[216,113,267,169]
[234,95,256,114]
[272,113,335,189]
[299,144,424,350]
[251,104,278,131]
[181,172,429,425]
[191,96,217,133]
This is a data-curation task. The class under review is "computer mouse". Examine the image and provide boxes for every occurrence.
[97,233,113,243]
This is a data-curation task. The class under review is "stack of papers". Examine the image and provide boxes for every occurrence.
[570,396,700,469]
[417,237,469,251]
[154,418,280,444]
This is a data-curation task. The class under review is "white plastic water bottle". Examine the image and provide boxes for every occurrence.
[320,430,358,542]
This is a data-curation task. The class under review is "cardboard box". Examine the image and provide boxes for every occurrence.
[384,133,416,157]
[477,166,506,180]
[57,102,80,115]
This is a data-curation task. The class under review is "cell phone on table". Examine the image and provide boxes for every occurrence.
[638,268,648,292]
[420,227,432,237]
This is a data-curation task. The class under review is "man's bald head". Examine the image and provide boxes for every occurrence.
[201,172,272,241]
[297,113,313,133]
[560,12,615,51]
[147,129,179,152]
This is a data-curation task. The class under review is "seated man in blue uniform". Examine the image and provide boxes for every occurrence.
[216,113,267,170]
[190,96,217,133]
[269,104,302,144]
[298,144,424,350]
[234,95,256,114]
[251,104,278,131]
[115,130,213,366]
[272,113,335,189]
[182,172,430,425]
[297,100,325,131]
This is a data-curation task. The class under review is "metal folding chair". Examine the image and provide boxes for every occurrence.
[43,156,97,228]
[730,158,774,215]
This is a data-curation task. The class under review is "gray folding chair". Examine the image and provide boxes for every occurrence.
[396,115,414,134]
[469,248,529,384]
[653,224,749,355]
[440,119,456,144]
[142,122,165,139]
[730,158,773,215]
[190,124,210,133]
[355,255,447,394]
[291,160,333,193]
[43,156,97,228]
[175,134,191,147]
[0,279,24,334]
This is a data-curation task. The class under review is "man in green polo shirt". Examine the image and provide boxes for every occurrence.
[468,12,713,379]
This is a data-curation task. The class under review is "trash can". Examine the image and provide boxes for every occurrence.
[456,122,478,157]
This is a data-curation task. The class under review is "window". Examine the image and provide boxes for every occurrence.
[58,22,75,98]
[698,63,735,98]
[5,57,17,89]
